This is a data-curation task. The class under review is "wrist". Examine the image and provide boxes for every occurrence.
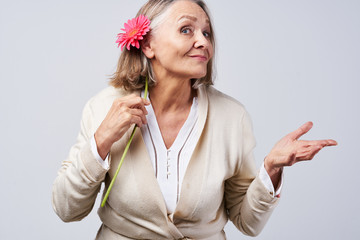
[264,156,283,191]
[264,156,283,176]
[94,131,113,160]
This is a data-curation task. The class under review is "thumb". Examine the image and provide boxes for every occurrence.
[288,121,313,140]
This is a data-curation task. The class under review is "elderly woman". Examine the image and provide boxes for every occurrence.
[52,0,337,239]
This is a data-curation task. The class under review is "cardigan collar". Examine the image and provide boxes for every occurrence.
[128,85,209,236]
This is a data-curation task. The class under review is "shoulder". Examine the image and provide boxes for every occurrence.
[200,86,256,163]
[205,86,248,118]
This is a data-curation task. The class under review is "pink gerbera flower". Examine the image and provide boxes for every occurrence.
[116,15,151,51]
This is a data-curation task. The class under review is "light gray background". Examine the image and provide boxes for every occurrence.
[0,0,359,239]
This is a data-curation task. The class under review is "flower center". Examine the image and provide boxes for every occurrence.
[129,29,139,37]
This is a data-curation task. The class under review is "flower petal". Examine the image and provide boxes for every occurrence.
[116,15,151,50]
[135,41,140,49]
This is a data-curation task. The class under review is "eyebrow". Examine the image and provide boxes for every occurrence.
[178,14,210,24]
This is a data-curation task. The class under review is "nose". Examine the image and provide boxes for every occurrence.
[194,31,211,49]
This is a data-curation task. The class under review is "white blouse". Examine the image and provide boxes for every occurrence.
[141,97,199,214]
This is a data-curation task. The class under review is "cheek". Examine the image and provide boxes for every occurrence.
[208,44,214,59]
[158,40,185,60]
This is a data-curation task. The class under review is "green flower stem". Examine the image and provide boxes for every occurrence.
[101,77,148,208]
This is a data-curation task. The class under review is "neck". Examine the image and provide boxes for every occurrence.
[149,76,194,114]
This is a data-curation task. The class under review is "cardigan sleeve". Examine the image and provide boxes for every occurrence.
[224,111,279,236]
[52,100,108,222]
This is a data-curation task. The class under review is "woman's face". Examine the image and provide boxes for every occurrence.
[145,0,213,81]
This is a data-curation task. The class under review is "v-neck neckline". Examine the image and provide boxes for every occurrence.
[136,86,209,223]
[146,97,198,152]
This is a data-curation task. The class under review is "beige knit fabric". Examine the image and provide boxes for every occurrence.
[52,85,279,239]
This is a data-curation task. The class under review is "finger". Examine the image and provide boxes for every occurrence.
[315,139,337,147]
[137,100,149,116]
[287,121,313,140]
[124,93,150,105]
[296,145,322,161]
[297,139,337,160]
[140,99,150,114]
[130,115,143,127]
[324,139,338,146]
[123,95,144,107]
[299,139,338,147]
[121,96,149,115]
[123,111,143,127]
[119,93,138,102]
[143,98,150,105]
[128,108,147,124]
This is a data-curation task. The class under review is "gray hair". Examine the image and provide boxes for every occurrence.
[110,0,216,90]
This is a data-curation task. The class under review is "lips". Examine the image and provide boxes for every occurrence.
[189,54,208,61]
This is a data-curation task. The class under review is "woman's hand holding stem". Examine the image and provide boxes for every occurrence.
[94,94,150,160]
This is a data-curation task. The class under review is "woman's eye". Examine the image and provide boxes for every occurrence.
[181,28,192,34]
[203,31,211,38]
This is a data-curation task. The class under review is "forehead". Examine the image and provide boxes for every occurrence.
[166,0,209,24]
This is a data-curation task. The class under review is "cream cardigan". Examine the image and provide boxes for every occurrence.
[52,85,279,239]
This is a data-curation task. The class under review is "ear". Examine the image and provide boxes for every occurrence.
[141,37,155,59]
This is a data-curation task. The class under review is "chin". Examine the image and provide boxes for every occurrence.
[189,68,207,79]
[192,72,207,79]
